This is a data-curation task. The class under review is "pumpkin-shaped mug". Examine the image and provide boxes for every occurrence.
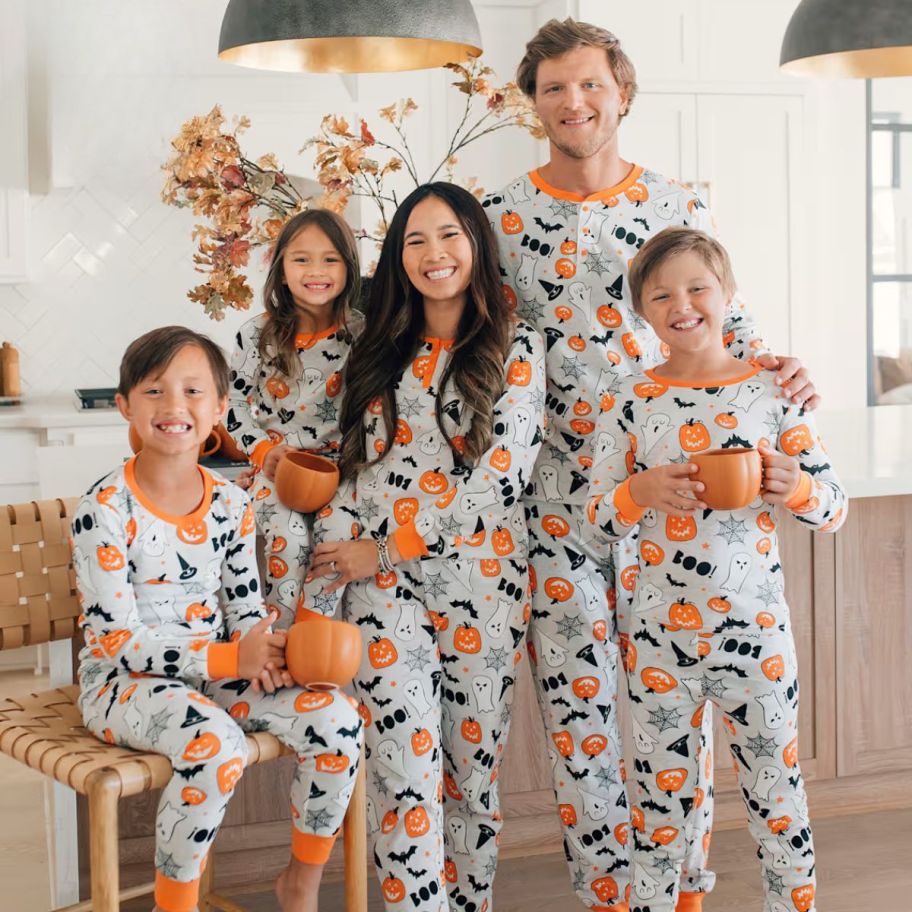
[285,610,362,691]
[128,424,221,458]
[688,447,761,510]
[274,450,340,513]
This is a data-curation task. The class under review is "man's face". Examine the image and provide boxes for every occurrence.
[533,45,628,161]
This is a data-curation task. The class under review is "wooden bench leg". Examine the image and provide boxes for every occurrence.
[86,770,121,912]
[343,750,368,912]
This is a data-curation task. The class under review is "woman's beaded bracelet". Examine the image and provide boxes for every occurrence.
[376,535,395,574]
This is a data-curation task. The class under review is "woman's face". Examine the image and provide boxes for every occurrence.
[401,196,474,312]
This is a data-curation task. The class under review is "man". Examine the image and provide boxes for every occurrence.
[483,18,817,912]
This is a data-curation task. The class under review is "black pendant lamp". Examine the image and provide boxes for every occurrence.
[781,0,912,78]
[218,0,483,73]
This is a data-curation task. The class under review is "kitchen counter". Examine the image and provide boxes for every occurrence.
[0,396,125,430]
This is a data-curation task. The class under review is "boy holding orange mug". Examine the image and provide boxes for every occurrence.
[584,228,845,912]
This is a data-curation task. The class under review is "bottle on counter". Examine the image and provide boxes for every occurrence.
[1,342,21,397]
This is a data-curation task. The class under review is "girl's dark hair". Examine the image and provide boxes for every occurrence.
[259,208,361,378]
[118,326,229,398]
[339,182,513,478]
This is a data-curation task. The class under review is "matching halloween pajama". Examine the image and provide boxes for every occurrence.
[343,323,546,912]
[484,167,768,909]
[586,365,846,912]
[227,315,357,628]
[73,460,362,912]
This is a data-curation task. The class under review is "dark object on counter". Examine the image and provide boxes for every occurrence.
[75,387,118,409]
[1,342,21,397]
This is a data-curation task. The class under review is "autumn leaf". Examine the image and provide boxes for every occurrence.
[360,120,375,144]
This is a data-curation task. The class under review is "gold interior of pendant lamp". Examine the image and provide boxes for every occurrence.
[781,44,912,79]
[218,35,482,74]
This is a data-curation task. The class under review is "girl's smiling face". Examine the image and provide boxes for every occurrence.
[640,250,732,357]
[401,195,474,314]
[281,224,348,327]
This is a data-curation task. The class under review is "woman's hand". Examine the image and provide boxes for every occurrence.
[262,444,293,482]
[758,445,802,504]
[234,464,257,491]
[754,353,820,411]
[306,538,402,594]
[628,464,707,515]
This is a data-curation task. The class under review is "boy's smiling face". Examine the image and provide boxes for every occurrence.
[639,250,732,359]
[117,344,226,458]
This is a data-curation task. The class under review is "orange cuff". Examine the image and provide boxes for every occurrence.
[676,892,705,912]
[392,520,429,561]
[784,471,814,511]
[207,641,240,679]
[292,828,337,865]
[154,872,200,912]
[249,438,278,469]
[613,478,646,525]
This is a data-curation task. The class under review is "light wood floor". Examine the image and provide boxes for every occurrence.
[2,660,909,912]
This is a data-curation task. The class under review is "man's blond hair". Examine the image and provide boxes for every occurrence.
[516,18,638,115]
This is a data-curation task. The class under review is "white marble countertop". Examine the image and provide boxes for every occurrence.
[814,405,912,499]
[0,396,126,429]
[0,398,909,499]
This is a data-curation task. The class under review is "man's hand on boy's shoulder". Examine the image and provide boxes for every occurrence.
[755,353,820,410]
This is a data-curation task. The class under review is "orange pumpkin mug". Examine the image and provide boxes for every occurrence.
[688,447,762,511]
[285,610,362,691]
[274,450,340,513]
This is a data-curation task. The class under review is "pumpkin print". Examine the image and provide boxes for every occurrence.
[560,238,577,255]
[781,424,813,456]
[454,624,482,654]
[640,539,665,565]
[461,718,482,743]
[614,822,628,846]
[757,511,776,533]
[501,210,523,234]
[427,609,449,632]
[418,469,447,494]
[368,396,383,415]
[435,486,457,508]
[272,536,288,553]
[357,703,372,727]
[679,420,711,452]
[410,728,433,756]
[177,519,208,545]
[708,596,731,614]
[761,654,785,681]
[767,815,792,834]
[582,734,608,757]
[185,602,212,622]
[368,637,398,668]
[625,640,638,673]
[622,332,642,360]
[666,515,697,541]
[229,702,250,720]
[592,876,619,903]
[555,257,576,279]
[183,732,221,762]
[656,768,687,794]
[551,730,574,757]
[491,527,515,556]
[783,736,799,769]
[381,810,398,834]
[217,756,244,793]
[96,544,125,572]
[444,772,463,800]
[668,599,703,630]
[445,860,458,883]
[568,333,587,353]
[394,419,413,445]
[791,885,815,912]
[375,569,397,589]
[641,667,678,694]
[542,514,570,538]
[572,399,592,417]
[652,826,678,845]
[479,558,501,577]
[715,412,738,429]
[323,370,343,397]
[383,877,406,903]
[633,381,668,400]
[569,418,595,435]
[181,787,207,806]
[490,447,511,472]
[268,555,288,579]
[100,629,131,656]
[266,376,289,399]
[507,358,532,386]
[558,803,577,826]
[631,806,645,832]
[756,537,772,554]
[554,305,573,322]
[592,618,607,642]
[544,576,574,602]
[625,182,649,203]
[118,683,137,704]
[393,497,419,525]
[315,752,350,773]
[404,806,430,838]
[503,284,517,310]
[571,675,600,701]
[755,611,776,628]
[294,691,333,712]
[597,304,622,328]
[619,564,640,591]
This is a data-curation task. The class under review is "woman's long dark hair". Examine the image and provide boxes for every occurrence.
[258,208,360,379]
[339,182,513,478]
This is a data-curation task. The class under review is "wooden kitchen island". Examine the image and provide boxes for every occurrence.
[79,406,912,895]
